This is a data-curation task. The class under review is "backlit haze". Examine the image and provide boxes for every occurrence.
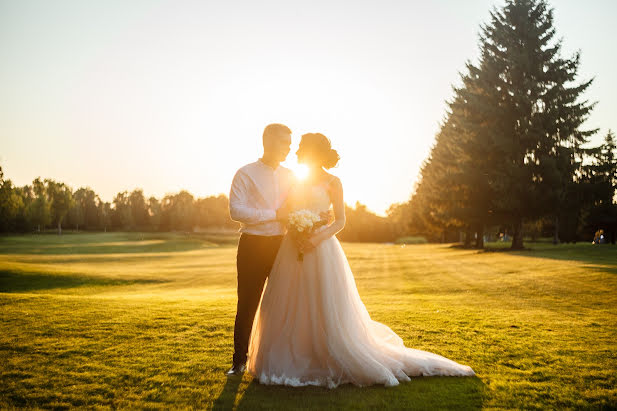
[1,0,615,215]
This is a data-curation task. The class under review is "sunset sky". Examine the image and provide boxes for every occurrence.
[1,0,616,215]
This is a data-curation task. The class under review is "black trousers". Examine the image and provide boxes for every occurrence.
[233,233,283,366]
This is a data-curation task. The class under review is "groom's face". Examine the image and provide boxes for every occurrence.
[266,132,292,162]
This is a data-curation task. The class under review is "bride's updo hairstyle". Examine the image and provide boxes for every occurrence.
[298,133,340,169]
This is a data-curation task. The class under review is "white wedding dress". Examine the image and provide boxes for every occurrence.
[247,180,475,388]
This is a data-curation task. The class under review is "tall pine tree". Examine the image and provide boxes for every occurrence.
[460,0,596,249]
[585,130,617,242]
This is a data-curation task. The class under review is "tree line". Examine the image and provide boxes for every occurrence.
[0,166,396,242]
[388,0,616,249]
[0,168,236,234]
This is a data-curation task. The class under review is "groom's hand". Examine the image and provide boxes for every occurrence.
[276,200,292,222]
[276,208,288,222]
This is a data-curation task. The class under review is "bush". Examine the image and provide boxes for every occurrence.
[394,236,428,245]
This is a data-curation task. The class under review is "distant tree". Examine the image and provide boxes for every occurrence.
[66,188,100,231]
[0,167,25,232]
[67,199,84,231]
[13,185,33,231]
[194,194,236,229]
[79,188,101,229]
[584,130,617,243]
[26,178,52,232]
[129,189,150,230]
[98,201,112,232]
[338,202,394,243]
[592,130,617,205]
[45,180,73,234]
[161,190,195,231]
[386,201,413,240]
[148,196,161,231]
[112,191,134,230]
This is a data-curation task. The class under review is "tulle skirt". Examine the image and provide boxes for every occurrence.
[247,233,475,388]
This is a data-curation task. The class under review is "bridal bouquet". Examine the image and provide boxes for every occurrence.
[288,209,329,261]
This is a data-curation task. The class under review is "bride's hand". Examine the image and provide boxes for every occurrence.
[319,211,331,224]
[298,236,319,254]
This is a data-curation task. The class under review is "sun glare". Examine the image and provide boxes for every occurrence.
[292,163,309,180]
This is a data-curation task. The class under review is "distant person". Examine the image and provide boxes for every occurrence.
[245,132,475,388]
[593,229,605,245]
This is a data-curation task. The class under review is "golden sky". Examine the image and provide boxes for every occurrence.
[1,0,615,215]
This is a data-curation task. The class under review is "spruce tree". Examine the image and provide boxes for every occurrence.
[411,118,470,244]
[449,74,498,248]
[462,0,596,249]
[585,130,617,242]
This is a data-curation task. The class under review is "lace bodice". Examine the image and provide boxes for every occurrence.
[289,181,332,215]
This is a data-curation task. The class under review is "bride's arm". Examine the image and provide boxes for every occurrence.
[301,177,346,252]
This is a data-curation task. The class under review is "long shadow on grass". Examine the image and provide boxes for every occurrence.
[226,376,484,410]
[0,240,208,255]
[212,377,243,411]
[0,270,168,293]
[23,254,175,265]
[482,243,617,273]
[0,233,239,255]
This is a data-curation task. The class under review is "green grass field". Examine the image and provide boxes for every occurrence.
[1,232,616,410]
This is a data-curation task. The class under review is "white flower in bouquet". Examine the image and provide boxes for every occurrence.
[288,209,320,232]
[288,209,327,261]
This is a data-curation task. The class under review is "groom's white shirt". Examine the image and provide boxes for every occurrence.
[229,159,294,236]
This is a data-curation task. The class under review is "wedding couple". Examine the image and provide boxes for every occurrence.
[226,123,475,388]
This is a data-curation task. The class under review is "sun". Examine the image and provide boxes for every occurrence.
[291,163,309,180]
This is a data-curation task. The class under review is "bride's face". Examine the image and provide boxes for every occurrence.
[296,146,319,168]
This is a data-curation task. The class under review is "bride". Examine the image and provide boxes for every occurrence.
[247,133,475,388]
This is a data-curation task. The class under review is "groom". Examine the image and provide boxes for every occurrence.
[226,123,294,376]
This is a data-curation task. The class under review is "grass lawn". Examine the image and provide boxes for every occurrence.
[0,232,616,410]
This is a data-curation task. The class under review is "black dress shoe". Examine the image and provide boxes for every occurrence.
[225,363,246,376]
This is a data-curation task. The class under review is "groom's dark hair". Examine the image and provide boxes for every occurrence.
[263,123,291,145]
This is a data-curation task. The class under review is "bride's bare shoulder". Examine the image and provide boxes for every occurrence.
[324,173,342,191]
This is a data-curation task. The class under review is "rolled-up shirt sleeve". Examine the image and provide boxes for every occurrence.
[229,170,277,224]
